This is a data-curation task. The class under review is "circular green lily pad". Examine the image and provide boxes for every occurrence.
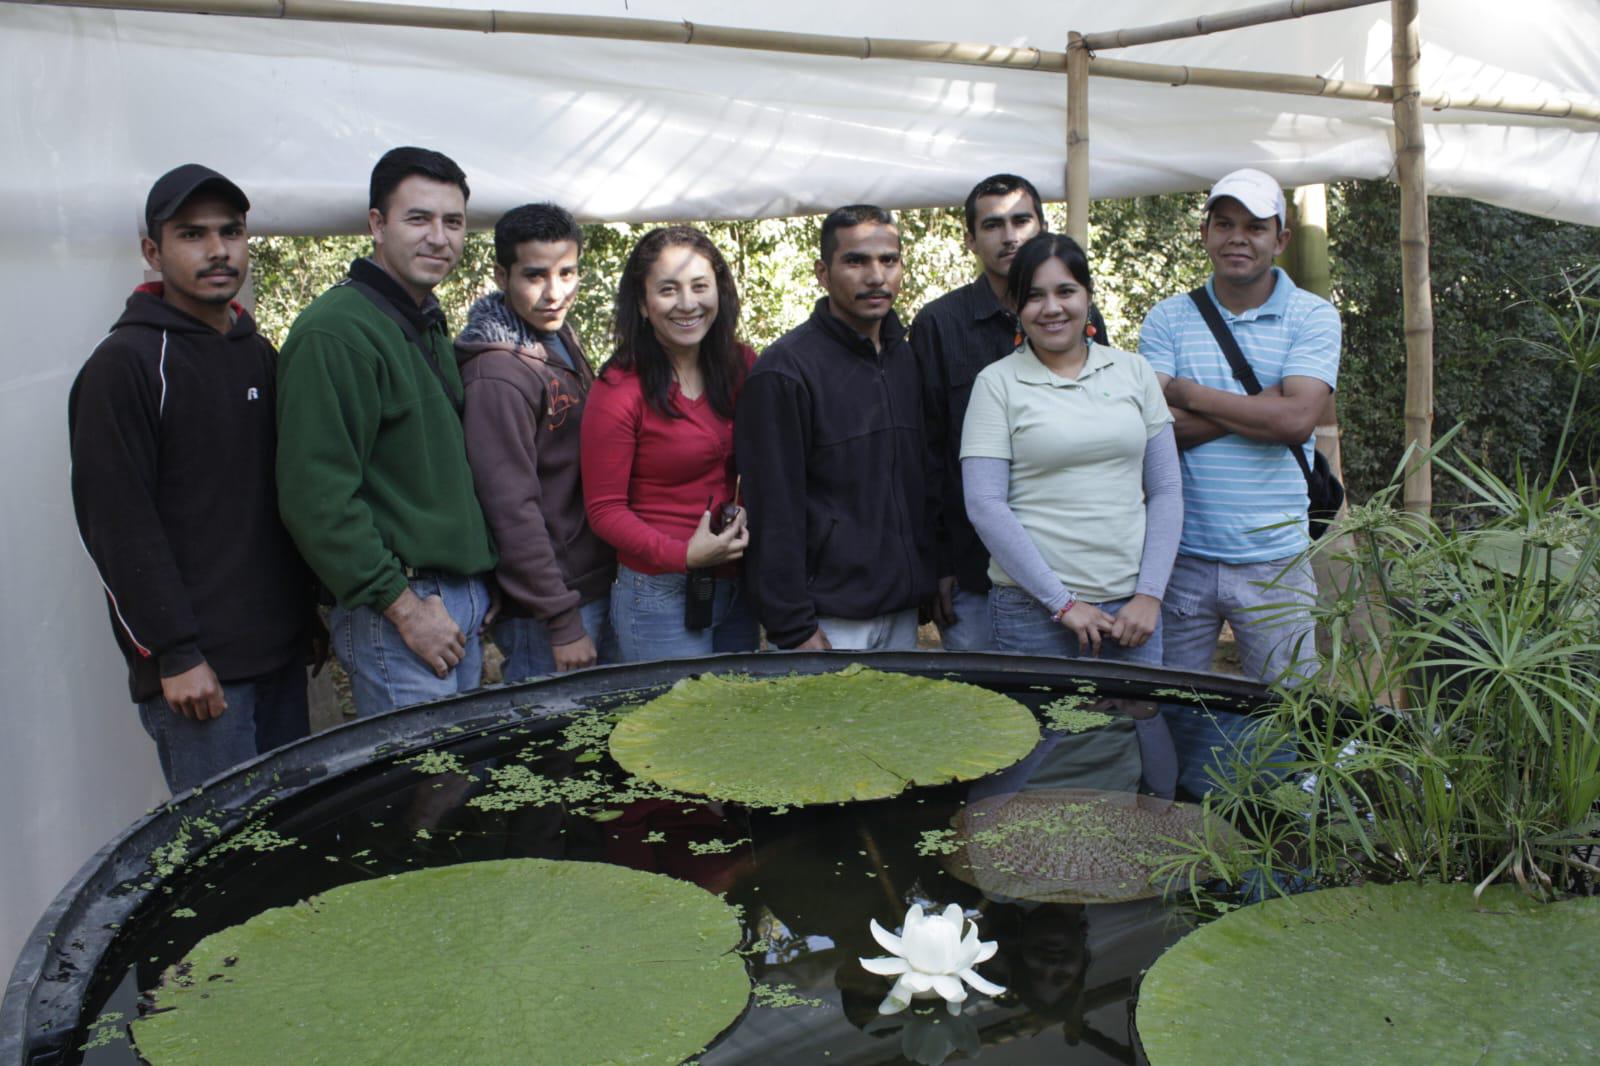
[1137,883,1600,1064]
[609,665,1039,806]
[131,859,750,1065]
[938,789,1225,904]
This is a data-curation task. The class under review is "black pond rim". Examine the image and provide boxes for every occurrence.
[2,649,1267,1064]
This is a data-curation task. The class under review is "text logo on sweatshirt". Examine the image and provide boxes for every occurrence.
[246,387,260,401]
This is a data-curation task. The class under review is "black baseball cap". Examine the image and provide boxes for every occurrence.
[144,164,250,237]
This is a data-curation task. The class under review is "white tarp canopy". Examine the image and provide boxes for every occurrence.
[3,0,1598,974]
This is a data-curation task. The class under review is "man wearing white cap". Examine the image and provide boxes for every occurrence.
[1138,167,1341,797]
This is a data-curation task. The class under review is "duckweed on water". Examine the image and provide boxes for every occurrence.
[687,837,750,856]
[465,762,698,816]
[397,750,472,777]
[752,982,827,1009]
[1039,694,1113,734]
[210,824,296,857]
[80,1011,125,1050]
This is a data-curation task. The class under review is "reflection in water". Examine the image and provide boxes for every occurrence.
[75,684,1203,1066]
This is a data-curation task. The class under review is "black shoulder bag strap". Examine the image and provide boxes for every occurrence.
[1186,287,1314,484]
[340,278,464,415]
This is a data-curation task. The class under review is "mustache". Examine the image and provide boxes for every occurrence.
[199,267,239,277]
[855,290,893,301]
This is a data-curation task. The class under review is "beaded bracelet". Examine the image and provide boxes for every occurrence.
[1053,597,1076,623]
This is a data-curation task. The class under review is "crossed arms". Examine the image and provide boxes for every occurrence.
[1159,373,1331,449]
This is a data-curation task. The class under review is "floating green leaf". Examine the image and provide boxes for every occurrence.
[938,789,1224,904]
[608,666,1039,806]
[1137,884,1600,1064]
[132,859,750,1065]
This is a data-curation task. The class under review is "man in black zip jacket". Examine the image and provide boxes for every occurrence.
[69,165,313,794]
[736,205,935,651]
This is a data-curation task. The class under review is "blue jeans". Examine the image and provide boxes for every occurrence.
[495,597,615,683]
[988,585,1164,666]
[330,572,490,717]
[936,581,996,651]
[610,565,759,663]
[1160,553,1315,798]
[137,658,309,794]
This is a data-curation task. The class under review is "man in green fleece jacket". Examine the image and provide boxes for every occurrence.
[276,147,497,716]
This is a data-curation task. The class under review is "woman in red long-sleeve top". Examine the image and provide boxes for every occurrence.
[580,226,758,662]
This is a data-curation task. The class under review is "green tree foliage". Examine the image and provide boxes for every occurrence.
[250,183,1597,507]
[250,210,977,356]
[1326,180,1598,506]
[1087,192,1211,351]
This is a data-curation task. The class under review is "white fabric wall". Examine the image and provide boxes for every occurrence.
[4,0,1598,975]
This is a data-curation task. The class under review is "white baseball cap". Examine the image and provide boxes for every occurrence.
[1205,168,1286,225]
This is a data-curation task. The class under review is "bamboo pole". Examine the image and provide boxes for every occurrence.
[1283,184,1343,481]
[8,0,1063,71]
[10,0,1600,125]
[1083,0,1383,52]
[1393,0,1434,516]
[1066,32,1091,249]
[1087,55,1600,123]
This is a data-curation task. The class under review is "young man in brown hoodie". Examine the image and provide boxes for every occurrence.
[457,203,616,681]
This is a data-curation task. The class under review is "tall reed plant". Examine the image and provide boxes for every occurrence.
[1161,269,1600,903]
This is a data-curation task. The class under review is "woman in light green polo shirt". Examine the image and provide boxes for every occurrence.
[959,234,1183,665]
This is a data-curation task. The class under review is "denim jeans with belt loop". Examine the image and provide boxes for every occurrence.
[329,571,491,718]
[610,564,759,663]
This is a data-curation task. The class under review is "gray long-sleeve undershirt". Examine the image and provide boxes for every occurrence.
[962,425,1183,613]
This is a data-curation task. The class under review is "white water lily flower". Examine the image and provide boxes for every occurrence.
[859,903,1006,1015]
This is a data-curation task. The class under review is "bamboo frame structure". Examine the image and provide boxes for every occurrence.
[10,0,1600,124]
[1087,55,1600,122]
[1082,0,1383,51]
[1393,0,1434,515]
[1066,32,1091,248]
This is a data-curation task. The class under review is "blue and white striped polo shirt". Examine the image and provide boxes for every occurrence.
[1138,268,1340,563]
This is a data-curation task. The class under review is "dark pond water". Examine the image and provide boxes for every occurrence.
[66,678,1235,1066]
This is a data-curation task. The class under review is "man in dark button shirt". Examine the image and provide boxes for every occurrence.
[737,205,935,651]
[911,174,1105,651]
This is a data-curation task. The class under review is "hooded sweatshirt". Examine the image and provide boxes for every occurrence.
[68,285,312,702]
[456,292,614,643]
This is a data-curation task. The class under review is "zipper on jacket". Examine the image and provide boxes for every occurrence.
[879,352,920,606]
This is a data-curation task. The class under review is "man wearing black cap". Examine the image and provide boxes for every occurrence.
[69,165,314,794]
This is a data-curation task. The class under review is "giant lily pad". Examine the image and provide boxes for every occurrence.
[608,665,1039,807]
[131,859,750,1065]
[933,789,1223,904]
[1137,883,1600,1064]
